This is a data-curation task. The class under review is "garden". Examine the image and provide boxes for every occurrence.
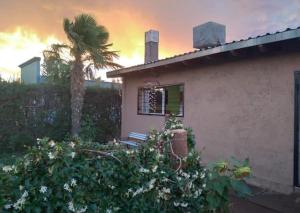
[0,116,251,212]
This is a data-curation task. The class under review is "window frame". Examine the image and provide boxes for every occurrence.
[137,83,184,117]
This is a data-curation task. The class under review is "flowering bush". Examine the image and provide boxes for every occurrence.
[0,118,251,212]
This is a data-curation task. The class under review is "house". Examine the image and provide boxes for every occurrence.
[19,57,121,89]
[19,57,42,84]
[107,21,300,194]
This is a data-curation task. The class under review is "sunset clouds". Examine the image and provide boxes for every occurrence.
[1,0,300,80]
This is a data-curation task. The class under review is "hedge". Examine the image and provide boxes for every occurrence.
[0,82,121,154]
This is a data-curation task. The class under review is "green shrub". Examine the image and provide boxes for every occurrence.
[0,118,251,212]
[80,115,97,141]
[163,115,196,151]
[0,82,121,154]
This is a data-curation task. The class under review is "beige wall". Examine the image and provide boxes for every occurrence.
[121,52,300,193]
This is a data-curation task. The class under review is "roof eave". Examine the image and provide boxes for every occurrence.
[107,28,300,78]
[19,57,41,68]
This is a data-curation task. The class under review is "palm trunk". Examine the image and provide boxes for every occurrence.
[70,56,85,137]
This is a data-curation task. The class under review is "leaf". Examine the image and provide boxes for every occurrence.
[206,193,222,209]
[230,179,252,197]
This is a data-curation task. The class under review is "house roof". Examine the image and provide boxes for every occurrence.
[107,27,300,78]
[19,57,41,68]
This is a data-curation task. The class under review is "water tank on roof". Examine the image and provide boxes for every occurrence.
[193,21,226,49]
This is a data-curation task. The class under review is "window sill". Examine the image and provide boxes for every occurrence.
[137,113,184,117]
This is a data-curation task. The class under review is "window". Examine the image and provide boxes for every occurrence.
[138,84,184,116]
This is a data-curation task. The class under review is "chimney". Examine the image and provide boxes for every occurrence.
[193,21,226,49]
[145,30,159,63]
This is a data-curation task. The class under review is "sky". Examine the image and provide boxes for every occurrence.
[1,0,300,81]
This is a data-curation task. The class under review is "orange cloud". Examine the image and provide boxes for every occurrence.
[0,27,59,80]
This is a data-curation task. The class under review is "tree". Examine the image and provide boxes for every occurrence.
[45,14,121,136]
[42,45,71,85]
[43,45,101,85]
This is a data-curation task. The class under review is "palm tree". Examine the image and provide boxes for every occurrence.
[50,14,121,137]
[42,44,71,85]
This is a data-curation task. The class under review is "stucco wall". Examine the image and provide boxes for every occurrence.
[121,52,300,194]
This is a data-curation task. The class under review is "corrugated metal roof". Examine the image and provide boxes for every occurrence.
[19,57,41,68]
[107,26,300,77]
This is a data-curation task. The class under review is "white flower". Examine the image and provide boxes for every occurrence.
[174,202,180,207]
[148,178,157,190]
[69,142,76,148]
[158,190,168,200]
[71,179,77,187]
[139,167,150,173]
[126,188,133,197]
[192,171,199,178]
[68,201,75,212]
[194,189,202,198]
[13,190,28,210]
[157,154,164,159]
[49,140,56,147]
[202,183,206,188]
[48,167,53,174]
[68,201,87,213]
[19,185,24,191]
[48,152,55,160]
[149,148,155,152]
[106,209,112,213]
[132,187,144,197]
[162,177,169,182]
[200,172,205,179]
[108,185,115,189]
[4,204,12,209]
[126,150,134,155]
[64,183,72,192]
[71,152,76,159]
[113,207,121,211]
[181,202,188,207]
[40,186,47,194]
[2,165,16,173]
[162,187,170,194]
[152,165,158,172]
[181,172,190,179]
[23,191,28,197]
